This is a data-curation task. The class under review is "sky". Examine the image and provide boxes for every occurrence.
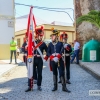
[15,0,74,24]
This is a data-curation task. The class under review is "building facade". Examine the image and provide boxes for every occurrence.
[15,24,75,47]
[0,0,15,59]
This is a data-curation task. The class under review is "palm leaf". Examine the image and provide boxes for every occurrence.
[88,10,100,16]
[76,10,100,29]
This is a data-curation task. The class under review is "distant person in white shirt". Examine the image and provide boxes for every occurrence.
[70,40,80,64]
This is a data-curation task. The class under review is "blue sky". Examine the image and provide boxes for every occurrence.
[15,0,74,23]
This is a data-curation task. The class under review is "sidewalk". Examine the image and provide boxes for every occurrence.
[79,61,100,79]
[0,59,22,77]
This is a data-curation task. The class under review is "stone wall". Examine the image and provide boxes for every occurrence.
[74,0,100,59]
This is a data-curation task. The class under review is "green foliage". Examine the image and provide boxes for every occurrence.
[76,10,100,28]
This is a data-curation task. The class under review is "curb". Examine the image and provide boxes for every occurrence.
[79,62,100,80]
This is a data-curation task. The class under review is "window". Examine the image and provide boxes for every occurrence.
[17,38,20,47]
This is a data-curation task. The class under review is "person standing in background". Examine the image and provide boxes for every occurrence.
[22,36,28,65]
[9,37,17,64]
[70,43,74,59]
[70,40,80,64]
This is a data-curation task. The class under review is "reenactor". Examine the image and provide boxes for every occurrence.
[22,33,28,66]
[47,28,70,92]
[25,26,48,92]
[59,32,72,84]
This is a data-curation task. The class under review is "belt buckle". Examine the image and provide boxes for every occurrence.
[66,54,69,56]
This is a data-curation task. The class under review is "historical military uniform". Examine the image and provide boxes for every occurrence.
[59,32,72,84]
[25,26,48,92]
[33,42,47,89]
[47,28,70,92]
[22,35,28,66]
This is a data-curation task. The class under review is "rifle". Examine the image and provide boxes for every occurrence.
[63,44,66,84]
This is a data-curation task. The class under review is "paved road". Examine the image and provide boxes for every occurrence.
[0,62,100,100]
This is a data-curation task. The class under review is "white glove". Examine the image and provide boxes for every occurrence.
[64,44,68,48]
[53,57,58,63]
[52,53,55,56]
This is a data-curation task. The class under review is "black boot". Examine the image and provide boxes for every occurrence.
[25,87,33,92]
[58,78,61,83]
[34,80,37,84]
[52,75,57,91]
[62,84,71,93]
[37,86,42,91]
[61,77,71,93]
[52,84,57,91]
[58,80,61,83]
[66,80,71,84]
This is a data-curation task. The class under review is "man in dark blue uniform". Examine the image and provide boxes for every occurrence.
[22,35,28,66]
[25,26,48,92]
[59,32,72,84]
[47,28,70,92]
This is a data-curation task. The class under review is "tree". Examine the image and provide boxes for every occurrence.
[76,10,100,29]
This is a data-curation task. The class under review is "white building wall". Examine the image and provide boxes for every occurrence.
[0,0,15,44]
[0,0,15,59]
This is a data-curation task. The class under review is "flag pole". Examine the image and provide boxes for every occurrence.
[27,6,34,91]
